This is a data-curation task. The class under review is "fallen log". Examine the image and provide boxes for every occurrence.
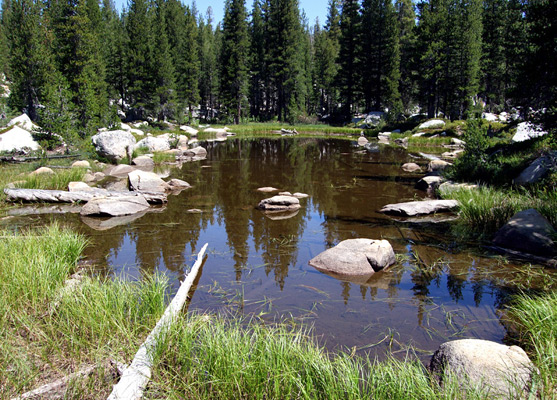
[107,243,208,400]
[4,188,167,204]
[11,360,126,400]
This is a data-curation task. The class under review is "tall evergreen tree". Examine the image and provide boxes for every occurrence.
[248,0,267,120]
[150,0,176,121]
[396,0,417,114]
[101,0,126,105]
[337,0,361,118]
[266,0,305,122]
[360,0,402,119]
[125,0,153,118]
[198,9,220,121]
[220,0,249,123]
[6,0,56,120]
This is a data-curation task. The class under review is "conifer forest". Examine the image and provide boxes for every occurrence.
[0,0,555,140]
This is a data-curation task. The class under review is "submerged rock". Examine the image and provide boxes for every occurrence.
[257,195,301,212]
[81,212,148,230]
[309,239,395,277]
[429,339,536,399]
[167,179,191,189]
[401,162,422,173]
[80,196,150,217]
[379,200,459,217]
[492,209,556,257]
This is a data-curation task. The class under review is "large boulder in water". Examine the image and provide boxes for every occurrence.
[309,239,395,277]
[128,170,171,193]
[80,196,150,217]
[429,339,536,399]
[257,195,301,212]
[0,126,41,151]
[493,209,557,257]
[91,130,136,162]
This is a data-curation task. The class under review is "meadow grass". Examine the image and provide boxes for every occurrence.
[0,224,167,398]
[152,151,177,163]
[194,122,360,137]
[147,314,488,400]
[505,291,557,398]
[441,186,557,236]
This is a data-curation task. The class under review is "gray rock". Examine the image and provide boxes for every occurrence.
[71,160,91,168]
[182,146,207,158]
[438,181,478,195]
[512,122,548,142]
[128,170,171,193]
[257,195,301,212]
[379,200,459,217]
[493,209,556,257]
[415,175,445,191]
[105,164,136,177]
[278,191,292,196]
[451,137,466,147]
[132,155,155,168]
[309,239,395,277]
[180,125,198,135]
[441,149,465,159]
[402,163,422,173]
[357,136,369,146]
[68,182,92,192]
[427,159,452,172]
[7,113,38,131]
[91,130,136,162]
[135,136,171,152]
[418,119,445,129]
[80,196,150,217]
[167,179,191,188]
[292,192,309,199]
[30,167,54,175]
[429,339,536,399]
[514,152,556,185]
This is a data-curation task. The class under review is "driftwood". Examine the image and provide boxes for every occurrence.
[108,243,208,400]
[11,360,126,400]
[4,188,167,204]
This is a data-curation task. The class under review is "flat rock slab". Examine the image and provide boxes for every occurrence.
[493,208,556,257]
[80,196,150,217]
[379,200,459,217]
[128,170,171,193]
[430,339,536,399]
[257,195,301,212]
[309,239,395,277]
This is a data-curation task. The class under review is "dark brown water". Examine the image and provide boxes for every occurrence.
[4,137,552,360]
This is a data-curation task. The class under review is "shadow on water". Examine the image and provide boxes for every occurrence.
[3,137,557,361]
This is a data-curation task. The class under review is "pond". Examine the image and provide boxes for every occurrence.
[3,137,550,361]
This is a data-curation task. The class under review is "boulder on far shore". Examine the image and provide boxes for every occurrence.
[429,339,536,399]
[91,130,136,162]
[513,152,556,185]
[7,113,38,131]
[492,208,556,257]
[418,119,445,130]
[0,126,41,152]
[309,239,395,277]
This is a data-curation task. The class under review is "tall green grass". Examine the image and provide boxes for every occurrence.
[147,314,488,399]
[442,186,557,236]
[17,167,88,190]
[0,225,167,398]
[505,291,557,398]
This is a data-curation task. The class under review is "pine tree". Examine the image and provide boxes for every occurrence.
[338,0,361,118]
[248,0,267,120]
[396,0,417,115]
[125,0,154,118]
[101,0,127,105]
[266,0,305,122]
[151,0,176,121]
[5,0,56,121]
[198,9,220,121]
[220,0,249,123]
[360,0,402,120]
[0,4,8,79]
[167,0,200,121]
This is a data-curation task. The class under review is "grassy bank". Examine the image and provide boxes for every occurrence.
[506,291,557,398]
[441,186,557,237]
[0,224,167,398]
[147,314,487,400]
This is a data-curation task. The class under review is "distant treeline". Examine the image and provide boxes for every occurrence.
[0,0,554,138]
